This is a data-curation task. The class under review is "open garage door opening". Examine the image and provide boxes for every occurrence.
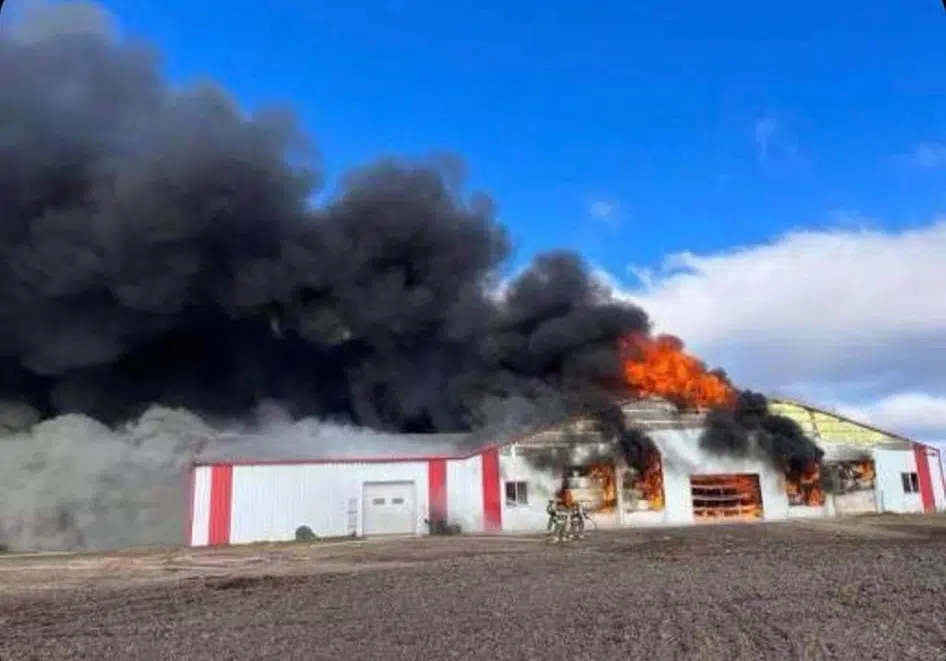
[362,481,417,536]
[690,474,763,522]
[826,459,877,515]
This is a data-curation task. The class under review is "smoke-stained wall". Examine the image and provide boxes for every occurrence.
[651,428,792,524]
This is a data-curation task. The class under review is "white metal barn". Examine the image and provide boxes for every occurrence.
[186,398,946,546]
[187,435,505,546]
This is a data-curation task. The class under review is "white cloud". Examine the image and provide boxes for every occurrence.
[589,199,616,221]
[752,114,801,167]
[585,197,622,229]
[901,142,946,169]
[611,217,946,440]
[839,393,946,438]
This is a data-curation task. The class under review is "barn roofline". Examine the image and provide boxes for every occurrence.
[190,397,658,467]
[191,395,938,467]
[767,396,938,451]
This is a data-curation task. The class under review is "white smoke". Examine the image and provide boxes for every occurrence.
[0,400,473,552]
[0,404,215,551]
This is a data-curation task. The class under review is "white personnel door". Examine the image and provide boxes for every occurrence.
[362,481,417,536]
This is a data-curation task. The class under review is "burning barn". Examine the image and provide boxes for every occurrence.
[187,396,946,546]
[0,10,942,554]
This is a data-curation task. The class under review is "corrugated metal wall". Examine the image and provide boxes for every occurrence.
[497,448,563,532]
[228,462,430,544]
[189,465,212,546]
[652,428,794,525]
[187,454,496,546]
[446,455,485,533]
[874,449,924,513]
[188,437,943,547]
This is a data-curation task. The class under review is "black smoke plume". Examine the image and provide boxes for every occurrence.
[0,4,661,550]
[595,403,657,473]
[701,391,824,470]
[0,8,649,433]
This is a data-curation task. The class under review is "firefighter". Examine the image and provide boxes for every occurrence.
[569,501,588,540]
[548,498,570,543]
[545,499,557,532]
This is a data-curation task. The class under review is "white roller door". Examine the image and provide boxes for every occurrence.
[362,481,417,536]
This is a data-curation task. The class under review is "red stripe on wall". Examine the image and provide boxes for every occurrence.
[914,445,935,513]
[208,464,233,545]
[481,448,502,531]
[428,459,448,523]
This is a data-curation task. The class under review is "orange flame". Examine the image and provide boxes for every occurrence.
[622,450,666,511]
[588,463,617,513]
[785,461,825,507]
[854,460,875,483]
[559,463,618,513]
[621,333,734,409]
[691,474,762,520]
[641,451,665,510]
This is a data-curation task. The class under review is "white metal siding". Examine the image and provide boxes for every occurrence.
[873,449,923,513]
[362,482,417,535]
[652,428,790,525]
[446,455,484,533]
[189,465,212,546]
[228,462,430,544]
[831,489,877,516]
[492,429,798,532]
[498,451,564,532]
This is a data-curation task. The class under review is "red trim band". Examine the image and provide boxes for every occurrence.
[481,448,502,531]
[914,445,935,513]
[428,459,447,523]
[208,464,233,545]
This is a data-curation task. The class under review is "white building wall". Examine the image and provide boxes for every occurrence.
[489,429,807,531]
[229,461,430,544]
[651,428,791,525]
[446,455,485,533]
[498,450,562,532]
[873,449,923,513]
[189,465,212,546]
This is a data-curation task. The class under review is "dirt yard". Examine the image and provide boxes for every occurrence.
[1,514,945,661]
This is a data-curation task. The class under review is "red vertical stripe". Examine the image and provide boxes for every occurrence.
[428,459,448,522]
[481,448,502,531]
[914,445,935,513]
[208,464,233,545]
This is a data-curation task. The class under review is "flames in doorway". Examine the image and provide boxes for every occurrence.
[623,450,666,512]
[835,460,876,492]
[561,463,618,514]
[785,462,826,507]
[558,449,666,515]
[690,474,763,521]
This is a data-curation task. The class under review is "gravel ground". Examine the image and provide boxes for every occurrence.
[1,515,945,661]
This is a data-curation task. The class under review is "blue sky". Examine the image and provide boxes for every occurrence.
[97,0,946,279]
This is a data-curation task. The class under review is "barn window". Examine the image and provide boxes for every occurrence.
[505,481,529,507]
[900,472,920,494]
